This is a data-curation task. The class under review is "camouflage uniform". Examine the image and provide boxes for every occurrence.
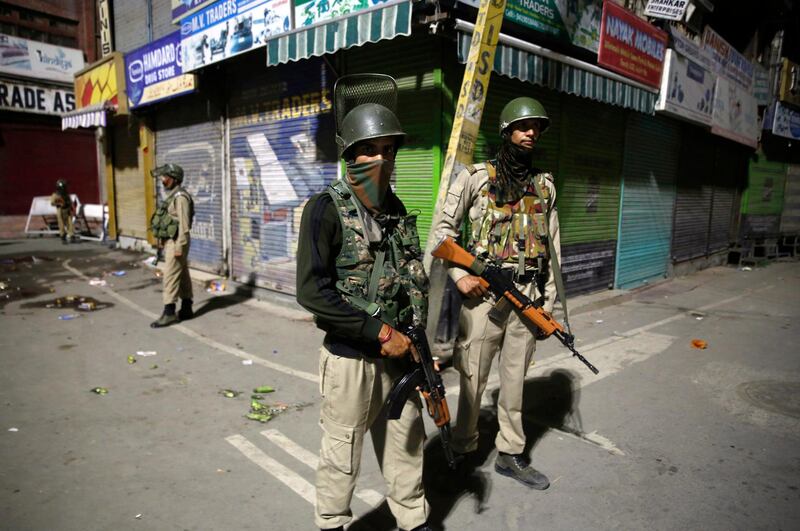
[435,160,561,457]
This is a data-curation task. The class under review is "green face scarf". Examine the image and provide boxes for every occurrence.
[345,159,394,215]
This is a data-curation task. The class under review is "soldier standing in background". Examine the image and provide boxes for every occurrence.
[434,97,562,490]
[50,179,75,244]
[295,74,432,531]
[150,164,194,328]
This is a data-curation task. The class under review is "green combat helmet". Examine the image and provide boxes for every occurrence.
[337,103,406,159]
[499,97,550,136]
[151,163,184,183]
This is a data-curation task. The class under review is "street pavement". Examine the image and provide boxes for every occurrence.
[1,238,798,531]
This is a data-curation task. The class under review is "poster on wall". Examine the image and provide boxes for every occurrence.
[0,33,84,83]
[0,79,75,115]
[711,76,758,148]
[181,0,291,72]
[229,60,337,292]
[125,32,196,109]
[598,1,667,88]
[294,0,393,27]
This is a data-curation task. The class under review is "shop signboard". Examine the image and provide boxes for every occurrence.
[643,0,689,21]
[181,0,291,72]
[764,101,800,141]
[457,0,604,53]
[711,75,758,148]
[125,32,196,109]
[753,63,770,106]
[598,0,667,88]
[702,26,754,90]
[778,58,800,107]
[294,0,394,27]
[0,33,84,84]
[0,78,75,115]
[74,52,128,114]
[172,0,217,22]
[656,48,714,125]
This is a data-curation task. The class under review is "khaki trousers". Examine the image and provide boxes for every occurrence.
[56,208,74,238]
[315,347,429,530]
[451,279,539,456]
[161,239,193,305]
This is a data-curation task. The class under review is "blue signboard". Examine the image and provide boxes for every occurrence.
[171,0,217,22]
[124,31,196,109]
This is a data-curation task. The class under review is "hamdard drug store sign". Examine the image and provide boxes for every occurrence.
[124,31,196,109]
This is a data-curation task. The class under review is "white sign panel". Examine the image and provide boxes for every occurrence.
[711,76,758,148]
[0,79,76,115]
[644,0,689,21]
[768,101,800,141]
[0,33,85,84]
[656,49,714,126]
[702,26,754,90]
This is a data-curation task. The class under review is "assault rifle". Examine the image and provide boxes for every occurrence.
[432,237,599,375]
[386,326,456,469]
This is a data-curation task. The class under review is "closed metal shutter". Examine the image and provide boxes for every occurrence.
[112,0,148,53]
[707,140,744,253]
[616,113,679,289]
[780,164,800,234]
[343,34,441,240]
[740,153,786,237]
[558,97,625,295]
[155,95,225,274]
[113,122,148,239]
[672,126,714,261]
[228,56,337,293]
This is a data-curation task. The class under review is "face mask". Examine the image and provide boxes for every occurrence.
[345,159,394,214]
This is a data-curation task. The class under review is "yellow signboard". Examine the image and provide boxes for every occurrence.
[74,52,128,115]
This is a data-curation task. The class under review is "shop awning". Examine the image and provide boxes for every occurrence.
[61,101,116,130]
[455,20,658,114]
[266,0,412,67]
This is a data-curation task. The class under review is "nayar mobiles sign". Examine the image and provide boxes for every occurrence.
[598,0,667,88]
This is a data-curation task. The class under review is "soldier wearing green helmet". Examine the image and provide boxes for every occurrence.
[50,179,76,243]
[434,96,562,490]
[149,163,195,328]
[296,75,432,531]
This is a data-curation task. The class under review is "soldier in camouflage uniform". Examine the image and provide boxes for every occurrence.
[296,75,431,531]
[150,163,194,328]
[50,179,75,243]
[434,97,561,490]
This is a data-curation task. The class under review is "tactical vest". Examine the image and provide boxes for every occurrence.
[468,162,552,266]
[150,187,194,240]
[327,180,429,329]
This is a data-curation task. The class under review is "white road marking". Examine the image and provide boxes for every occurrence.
[62,259,319,383]
[225,434,316,505]
[261,429,384,507]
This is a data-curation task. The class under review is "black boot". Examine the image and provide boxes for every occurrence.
[151,304,178,328]
[178,299,194,320]
[61,235,68,245]
[495,452,549,490]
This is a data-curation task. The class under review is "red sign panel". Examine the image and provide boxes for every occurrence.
[598,1,668,88]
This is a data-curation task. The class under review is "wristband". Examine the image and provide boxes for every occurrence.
[378,327,393,344]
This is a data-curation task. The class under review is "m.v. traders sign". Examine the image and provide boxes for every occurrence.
[125,31,196,108]
[598,1,667,88]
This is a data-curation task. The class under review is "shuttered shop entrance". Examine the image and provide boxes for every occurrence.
[708,139,745,253]
[671,126,714,262]
[228,56,337,293]
[343,34,442,240]
[616,114,679,289]
[112,121,147,240]
[155,96,225,274]
[558,96,625,295]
